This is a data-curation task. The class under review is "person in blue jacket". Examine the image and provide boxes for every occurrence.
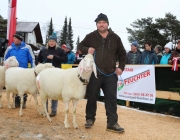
[4,32,35,68]
[160,42,172,64]
[4,32,35,108]
[61,44,75,64]
[139,41,158,64]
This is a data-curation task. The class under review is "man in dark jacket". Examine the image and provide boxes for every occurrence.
[78,13,126,133]
[126,40,141,64]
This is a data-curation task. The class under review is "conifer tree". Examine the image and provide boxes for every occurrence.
[59,17,68,46]
[45,17,54,43]
[75,36,80,50]
[67,17,74,50]
[0,15,7,38]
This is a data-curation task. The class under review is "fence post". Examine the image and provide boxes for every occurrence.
[126,100,130,107]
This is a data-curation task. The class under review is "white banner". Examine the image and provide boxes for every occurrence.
[100,65,156,104]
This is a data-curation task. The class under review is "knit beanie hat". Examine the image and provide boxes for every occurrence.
[13,32,23,41]
[164,42,173,50]
[95,13,109,25]
[66,44,71,50]
[48,32,57,42]
[131,40,138,47]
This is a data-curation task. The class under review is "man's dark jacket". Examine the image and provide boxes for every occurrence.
[78,30,126,74]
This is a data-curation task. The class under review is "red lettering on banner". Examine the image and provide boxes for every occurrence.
[150,94,153,97]
[124,70,150,86]
[124,68,133,72]
[147,71,150,76]
[145,93,149,97]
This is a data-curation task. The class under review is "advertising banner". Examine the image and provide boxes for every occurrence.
[100,65,156,104]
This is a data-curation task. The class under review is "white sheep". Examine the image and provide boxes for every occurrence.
[0,56,19,108]
[37,54,97,128]
[5,63,54,116]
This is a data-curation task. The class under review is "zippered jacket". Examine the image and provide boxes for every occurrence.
[38,46,68,68]
[4,42,35,68]
[78,30,126,74]
[139,50,158,64]
[126,51,141,64]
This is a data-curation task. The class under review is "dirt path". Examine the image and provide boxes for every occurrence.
[0,91,180,140]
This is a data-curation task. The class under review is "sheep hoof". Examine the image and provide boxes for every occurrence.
[64,123,70,129]
[65,126,69,129]
[19,113,23,116]
[48,118,52,122]
[8,106,12,109]
[73,125,78,129]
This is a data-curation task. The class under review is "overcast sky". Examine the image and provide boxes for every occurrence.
[0,0,180,50]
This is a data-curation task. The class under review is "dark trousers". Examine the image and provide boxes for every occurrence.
[86,73,118,125]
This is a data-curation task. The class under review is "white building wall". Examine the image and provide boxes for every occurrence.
[25,31,37,46]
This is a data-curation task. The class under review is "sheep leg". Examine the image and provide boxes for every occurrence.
[6,90,11,108]
[44,101,52,122]
[0,88,3,108]
[39,93,46,116]
[64,101,70,129]
[32,93,41,115]
[19,94,24,116]
[12,93,15,109]
[72,99,79,129]
[41,97,52,122]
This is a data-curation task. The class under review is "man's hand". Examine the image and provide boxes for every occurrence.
[115,68,123,76]
[88,47,95,54]
[47,55,54,59]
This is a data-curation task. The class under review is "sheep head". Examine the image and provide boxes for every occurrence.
[78,54,97,78]
[34,63,55,75]
[4,56,19,68]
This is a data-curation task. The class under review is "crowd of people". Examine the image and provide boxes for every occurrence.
[3,12,180,134]
[126,40,180,65]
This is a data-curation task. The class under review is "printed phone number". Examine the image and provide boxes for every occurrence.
[123,92,154,97]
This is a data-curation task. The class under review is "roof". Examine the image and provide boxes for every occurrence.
[28,43,40,51]
[16,22,43,43]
